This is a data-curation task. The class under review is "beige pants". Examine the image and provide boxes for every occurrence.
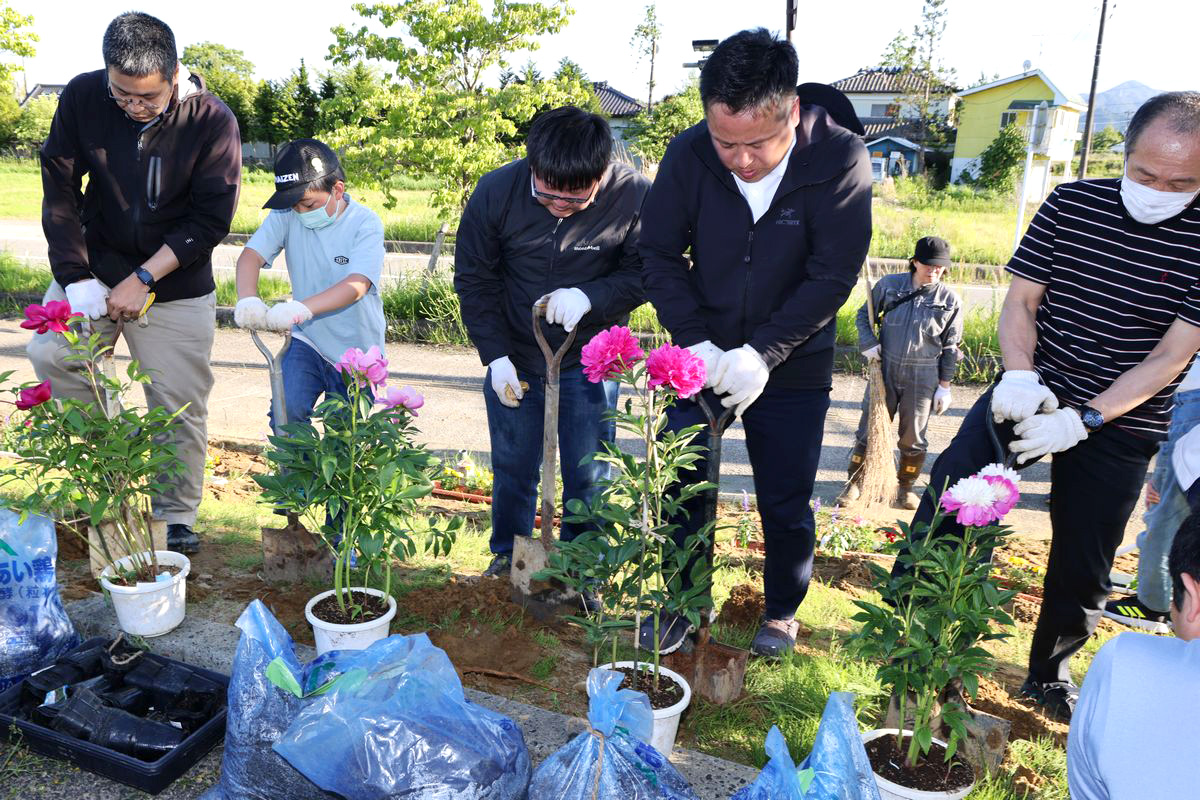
[27,281,216,526]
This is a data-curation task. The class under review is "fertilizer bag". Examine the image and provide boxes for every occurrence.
[274,631,531,800]
[529,667,699,800]
[0,509,78,691]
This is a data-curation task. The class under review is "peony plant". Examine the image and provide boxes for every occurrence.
[539,326,715,685]
[851,465,1020,772]
[254,345,460,619]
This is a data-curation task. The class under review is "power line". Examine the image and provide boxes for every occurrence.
[1078,0,1108,178]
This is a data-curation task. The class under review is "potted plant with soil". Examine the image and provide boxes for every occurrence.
[0,302,190,637]
[538,326,714,754]
[852,465,1021,799]
[254,346,460,654]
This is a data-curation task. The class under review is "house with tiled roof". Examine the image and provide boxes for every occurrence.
[592,81,644,145]
[20,83,65,107]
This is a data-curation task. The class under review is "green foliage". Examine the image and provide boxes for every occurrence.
[328,0,594,216]
[625,83,702,164]
[318,63,391,133]
[251,79,295,148]
[851,502,1017,769]
[0,88,18,148]
[11,92,54,146]
[0,0,36,87]
[182,42,257,141]
[291,60,321,140]
[630,3,661,110]
[815,505,881,558]
[1087,124,1124,154]
[974,123,1026,193]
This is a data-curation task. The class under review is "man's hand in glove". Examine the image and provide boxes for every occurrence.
[65,279,109,321]
[234,297,269,329]
[536,288,591,332]
[265,300,313,331]
[862,344,881,362]
[1009,407,1088,464]
[712,344,770,417]
[933,386,952,415]
[489,356,524,408]
[991,370,1058,423]
[686,340,724,388]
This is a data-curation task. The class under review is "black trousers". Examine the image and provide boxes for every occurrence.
[666,384,831,620]
[903,387,1156,683]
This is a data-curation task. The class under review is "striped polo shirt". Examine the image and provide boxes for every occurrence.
[1007,178,1200,439]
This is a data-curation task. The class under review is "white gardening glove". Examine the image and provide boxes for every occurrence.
[234,296,269,329]
[1009,408,1088,464]
[489,356,523,408]
[64,278,109,320]
[712,344,770,417]
[264,300,313,331]
[862,344,881,362]
[933,386,952,415]
[686,340,724,388]
[536,287,592,332]
[991,370,1058,423]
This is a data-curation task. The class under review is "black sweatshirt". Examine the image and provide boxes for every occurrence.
[40,69,242,302]
[639,105,873,390]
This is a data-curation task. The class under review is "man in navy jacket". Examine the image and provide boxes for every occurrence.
[639,29,872,657]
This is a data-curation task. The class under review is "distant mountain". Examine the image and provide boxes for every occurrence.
[1079,80,1160,133]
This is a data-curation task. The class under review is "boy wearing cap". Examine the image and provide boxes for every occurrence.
[233,139,385,427]
[839,236,963,509]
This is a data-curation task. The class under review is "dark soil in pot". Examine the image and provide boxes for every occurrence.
[865,733,974,794]
[614,665,685,710]
[311,589,391,625]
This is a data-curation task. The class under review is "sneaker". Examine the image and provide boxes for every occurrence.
[1019,677,1078,722]
[637,611,693,655]
[166,524,199,555]
[483,554,512,578]
[751,617,801,658]
[1103,596,1171,633]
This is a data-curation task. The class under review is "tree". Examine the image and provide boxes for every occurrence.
[319,63,391,134]
[182,42,256,141]
[975,123,1025,193]
[329,0,596,216]
[292,59,321,140]
[630,4,661,111]
[0,88,19,148]
[625,83,702,164]
[0,1,37,89]
[1091,124,1124,153]
[252,79,295,151]
[555,56,597,110]
[12,90,54,145]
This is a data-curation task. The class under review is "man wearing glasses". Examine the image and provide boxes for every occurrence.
[454,106,650,578]
[29,11,241,555]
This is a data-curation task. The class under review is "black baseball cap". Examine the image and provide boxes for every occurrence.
[263,139,342,210]
[912,236,952,267]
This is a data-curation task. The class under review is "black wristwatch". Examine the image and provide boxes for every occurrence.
[133,266,156,290]
[1079,405,1104,433]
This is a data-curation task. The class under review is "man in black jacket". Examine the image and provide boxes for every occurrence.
[27,12,241,554]
[639,29,872,657]
[455,106,650,576]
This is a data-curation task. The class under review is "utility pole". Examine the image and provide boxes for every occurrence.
[1014,102,1048,253]
[1078,0,1108,179]
[786,0,798,43]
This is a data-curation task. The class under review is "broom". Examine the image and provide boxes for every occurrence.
[849,268,897,508]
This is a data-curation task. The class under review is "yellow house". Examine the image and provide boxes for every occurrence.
[951,69,1087,202]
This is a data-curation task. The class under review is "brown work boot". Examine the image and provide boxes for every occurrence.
[836,446,866,506]
[895,453,925,510]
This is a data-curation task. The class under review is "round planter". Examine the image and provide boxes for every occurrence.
[305,587,397,655]
[860,729,975,800]
[98,550,190,637]
[600,661,692,755]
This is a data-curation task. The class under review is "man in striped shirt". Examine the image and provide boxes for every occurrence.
[902,92,1200,721]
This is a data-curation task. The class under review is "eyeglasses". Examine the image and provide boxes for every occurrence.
[107,81,172,113]
[530,175,595,206]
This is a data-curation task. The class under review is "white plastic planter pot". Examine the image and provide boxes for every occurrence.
[305,587,397,655]
[860,729,975,800]
[600,661,692,755]
[98,550,190,637]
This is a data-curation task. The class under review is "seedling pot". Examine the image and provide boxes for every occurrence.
[88,517,167,578]
[305,587,396,655]
[860,728,975,800]
[600,661,691,755]
[98,550,190,637]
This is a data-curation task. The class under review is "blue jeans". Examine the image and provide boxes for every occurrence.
[1137,389,1200,612]
[483,365,618,557]
[268,338,351,430]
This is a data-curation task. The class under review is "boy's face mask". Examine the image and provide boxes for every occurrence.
[294,184,344,229]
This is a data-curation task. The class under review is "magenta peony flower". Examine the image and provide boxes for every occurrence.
[15,380,52,411]
[378,386,424,415]
[21,301,81,335]
[939,475,1002,527]
[335,346,389,388]
[645,343,706,399]
[982,475,1019,517]
[361,346,389,387]
[580,326,644,382]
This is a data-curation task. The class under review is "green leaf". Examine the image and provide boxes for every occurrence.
[265,657,303,698]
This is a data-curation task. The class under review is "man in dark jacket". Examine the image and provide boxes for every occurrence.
[27,12,241,555]
[455,106,650,576]
[639,29,873,657]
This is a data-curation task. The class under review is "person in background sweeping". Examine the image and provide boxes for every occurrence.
[231,138,385,428]
[838,236,962,510]
[454,106,650,579]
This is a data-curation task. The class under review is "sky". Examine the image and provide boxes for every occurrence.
[10,0,1196,107]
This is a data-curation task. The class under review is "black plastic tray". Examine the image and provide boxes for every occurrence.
[0,637,229,795]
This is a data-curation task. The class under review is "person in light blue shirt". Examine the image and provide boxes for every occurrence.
[1068,505,1200,799]
[233,138,385,426]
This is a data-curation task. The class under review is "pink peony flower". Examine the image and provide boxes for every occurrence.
[15,380,52,411]
[983,475,1019,517]
[335,346,389,388]
[580,326,644,383]
[939,475,1002,527]
[21,301,81,335]
[378,386,424,415]
[645,343,706,398]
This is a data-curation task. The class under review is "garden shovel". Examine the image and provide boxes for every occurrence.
[663,391,749,705]
[509,303,578,619]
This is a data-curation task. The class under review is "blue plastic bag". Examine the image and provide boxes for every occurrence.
[0,509,78,691]
[733,693,881,800]
[529,668,699,800]
[274,631,531,799]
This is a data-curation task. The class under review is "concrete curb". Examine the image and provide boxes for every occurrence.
[64,595,759,799]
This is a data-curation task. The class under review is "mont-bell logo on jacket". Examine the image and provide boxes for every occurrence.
[776,208,800,226]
